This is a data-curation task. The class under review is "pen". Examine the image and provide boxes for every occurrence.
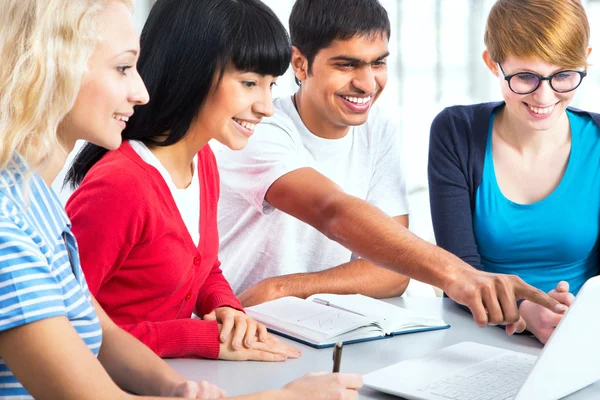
[312,298,365,317]
[332,341,343,373]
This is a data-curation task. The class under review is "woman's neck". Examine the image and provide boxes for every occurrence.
[38,136,72,187]
[147,132,209,189]
[495,107,570,156]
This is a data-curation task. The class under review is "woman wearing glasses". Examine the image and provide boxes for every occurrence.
[428,0,600,344]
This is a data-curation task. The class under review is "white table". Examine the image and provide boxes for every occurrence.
[167,298,600,398]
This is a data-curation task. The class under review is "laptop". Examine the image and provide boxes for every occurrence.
[363,275,600,400]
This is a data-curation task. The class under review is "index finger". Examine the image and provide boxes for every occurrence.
[516,281,567,314]
[219,314,235,343]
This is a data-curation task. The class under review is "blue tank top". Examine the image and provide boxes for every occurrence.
[473,110,600,295]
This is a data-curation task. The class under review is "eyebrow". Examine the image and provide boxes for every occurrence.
[510,66,572,75]
[329,52,390,64]
[112,49,138,59]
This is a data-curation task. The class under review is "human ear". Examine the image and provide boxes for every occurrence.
[291,46,309,83]
[482,49,499,76]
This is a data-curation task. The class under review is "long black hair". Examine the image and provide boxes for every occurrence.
[65,0,291,188]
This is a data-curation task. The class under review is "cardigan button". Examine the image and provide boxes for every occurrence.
[193,256,201,265]
[185,291,192,300]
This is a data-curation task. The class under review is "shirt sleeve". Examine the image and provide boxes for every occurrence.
[215,118,310,214]
[195,259,244,317]
[119,318,222,359]
[428,108,483,269]
[0,217,67,332]
[365,117,410,218]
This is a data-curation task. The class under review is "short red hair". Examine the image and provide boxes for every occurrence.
[484,0,590,69]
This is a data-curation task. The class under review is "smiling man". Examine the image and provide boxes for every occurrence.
[216,0,411,305]
[214,0,564,335]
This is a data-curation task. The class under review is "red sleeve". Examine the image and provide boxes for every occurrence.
[120,318,221,359]
[66,164,147,295]
[195,259,244,316]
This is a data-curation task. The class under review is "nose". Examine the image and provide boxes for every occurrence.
[351,66,377,94]
[130,70,149,105]
[253,89,275,118]
[530,79,556,105]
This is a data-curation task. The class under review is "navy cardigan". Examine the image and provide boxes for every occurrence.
[428,101,600,270]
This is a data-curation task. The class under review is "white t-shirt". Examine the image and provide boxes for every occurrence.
[129,140,201,246]
[215,96,409,294]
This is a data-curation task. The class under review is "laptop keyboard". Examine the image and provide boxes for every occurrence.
[416,352,537,400]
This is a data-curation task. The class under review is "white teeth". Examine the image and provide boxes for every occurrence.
[527,104,554,115]
[234,119,256,131]
[112,114,129,122]
[342,95,372,105]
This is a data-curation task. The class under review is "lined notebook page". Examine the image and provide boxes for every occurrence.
[247,296,372,338]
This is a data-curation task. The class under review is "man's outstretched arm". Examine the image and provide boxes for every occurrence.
[262,167,566,328]
[239,216,410,307]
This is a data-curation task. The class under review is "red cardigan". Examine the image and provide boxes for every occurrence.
[66,141,243,359]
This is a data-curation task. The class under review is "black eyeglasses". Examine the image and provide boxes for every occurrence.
[497,63,586,95]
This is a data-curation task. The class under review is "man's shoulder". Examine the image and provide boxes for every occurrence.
[355,105,399,146]
[261,96,300,135]
[237,96,304,152]
[360,104,405,134]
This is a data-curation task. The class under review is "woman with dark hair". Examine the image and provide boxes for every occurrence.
[64,0,300,361]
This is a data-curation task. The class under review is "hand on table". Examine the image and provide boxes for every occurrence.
[218,332,301,361]
[204,306,301,361]
[444,268,567,331]
[168,380,226,399]
[519,281,574,344]
[280,372,363,400]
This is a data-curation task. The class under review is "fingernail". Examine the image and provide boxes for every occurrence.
[233,342,239,349]
[556,304,568,312]
[221,335,227,342]
[245,341,251,347]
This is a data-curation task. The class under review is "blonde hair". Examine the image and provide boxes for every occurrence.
[484,0,590,69]
[0,0,133,178]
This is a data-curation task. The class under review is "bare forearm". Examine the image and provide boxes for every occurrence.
[272,258,410,299]
[321,193,462,290]
[98,324,185,397]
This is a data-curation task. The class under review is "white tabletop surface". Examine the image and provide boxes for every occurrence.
[166,297,600,399]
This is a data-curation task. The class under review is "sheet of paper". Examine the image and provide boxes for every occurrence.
[306,294,447,333]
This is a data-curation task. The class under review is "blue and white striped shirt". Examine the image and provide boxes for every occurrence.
[0,157,102,399]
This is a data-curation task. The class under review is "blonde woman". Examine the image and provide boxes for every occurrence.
[0,0,362,399]
[429,0,599,344]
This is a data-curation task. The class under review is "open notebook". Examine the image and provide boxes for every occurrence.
[246,294,450,348]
